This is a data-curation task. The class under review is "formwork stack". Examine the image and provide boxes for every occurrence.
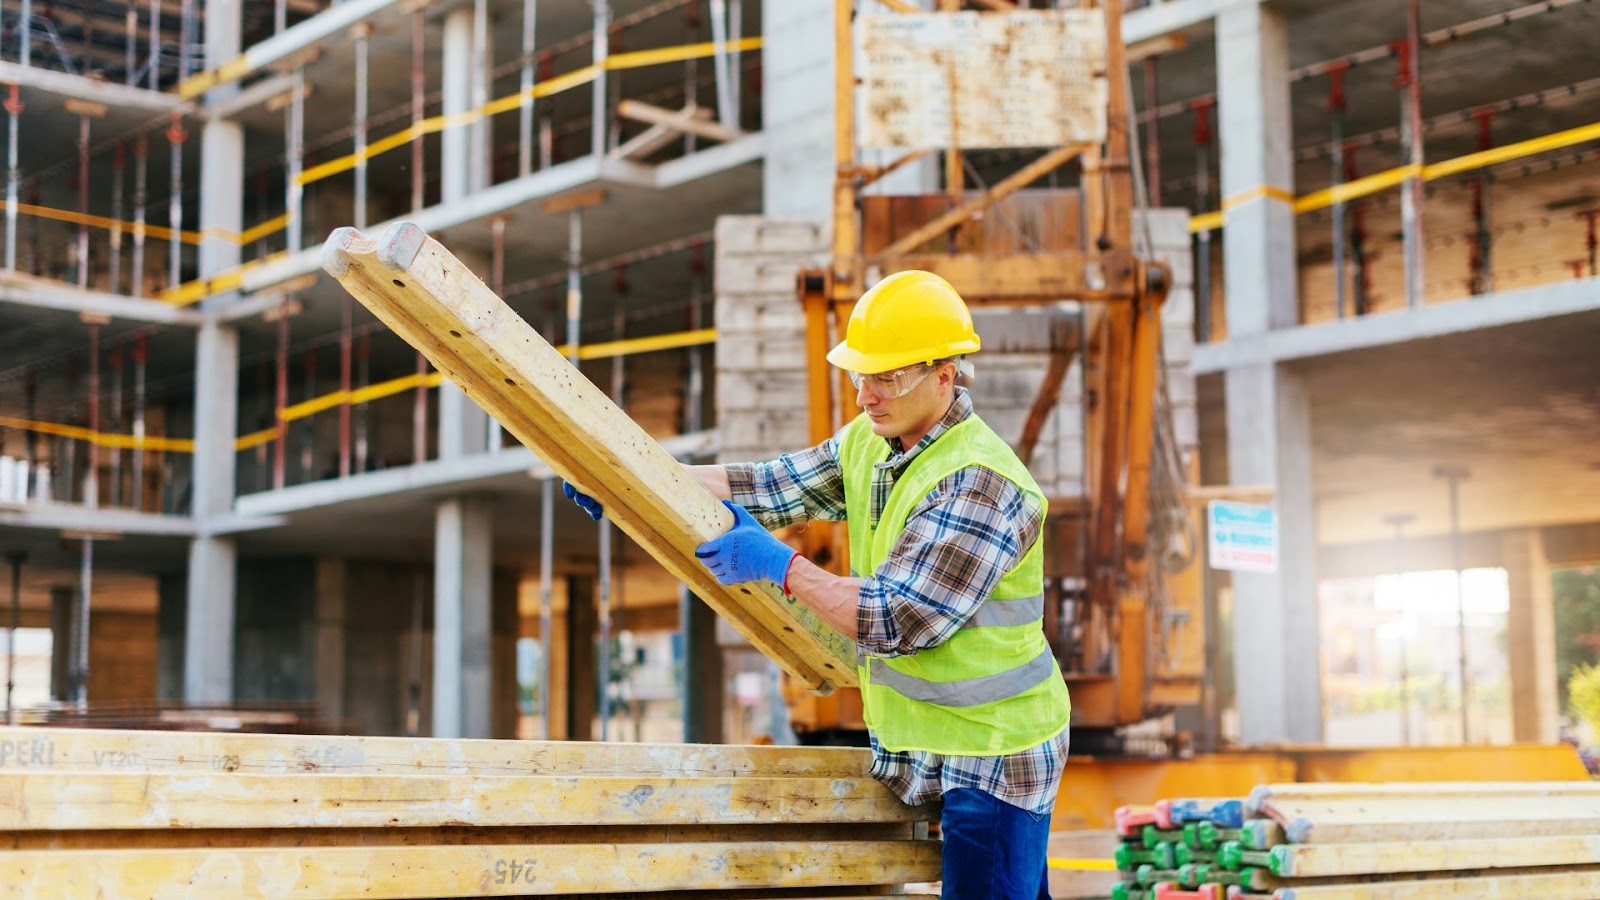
[0,726,938,897]
[1108,782,1600,899]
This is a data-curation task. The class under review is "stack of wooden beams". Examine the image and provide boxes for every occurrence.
[1108,782,1600,899]
[0,725,939,897]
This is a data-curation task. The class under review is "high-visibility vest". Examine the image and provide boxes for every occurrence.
[838,412,1071,755]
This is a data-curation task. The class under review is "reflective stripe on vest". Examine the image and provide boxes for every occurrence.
[968,593,1044,629]
[867,644,1057,707]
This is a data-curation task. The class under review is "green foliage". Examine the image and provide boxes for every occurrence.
[1568,663,1600,740]
[1555,568,1600,708]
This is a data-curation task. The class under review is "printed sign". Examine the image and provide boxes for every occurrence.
[1208,500,1278,572]
[858,10,1108,150]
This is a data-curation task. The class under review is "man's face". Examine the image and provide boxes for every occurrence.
[852,361,954,441]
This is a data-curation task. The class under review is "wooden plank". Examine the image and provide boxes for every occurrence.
[1263,867,1600,900]
[0,726,874,778]
[1258,797,1600,843]
[539,189,607,215]
[0,840,943,898]
[1272,834,1600,878]
[1248,781,1600,812]
[0,772,921,830]
[322,223,855,692]
[617,99,742,143]
[886,251,1139,304]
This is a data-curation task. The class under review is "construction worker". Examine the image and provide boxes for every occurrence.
[567,270,1071,899]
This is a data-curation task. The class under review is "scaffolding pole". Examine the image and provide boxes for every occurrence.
[132,136,148,297]
[131,333,146,510]
[709,0,734,130]
[355,333,370,473]
[1329,65,1348,320]
[166,114,184,291]
[4,85,20,273]
[274,314,289,491]
[519,0,538,177]
[5,552,23,726]
[591,0,611,158]
[108,345,123,507]
[76,112,91,290]
[1399,0,1425,308]
[539,476,554,740]
[286,68,305,255]
[411,9,426,212]
[354,23,370,229]
[109,142,125,294]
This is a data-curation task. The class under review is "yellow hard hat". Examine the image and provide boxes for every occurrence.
[825,270,981,374]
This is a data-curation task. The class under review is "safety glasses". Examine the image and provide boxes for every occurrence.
[847,362,938,399]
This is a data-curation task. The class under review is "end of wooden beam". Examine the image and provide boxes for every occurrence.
[376,221,429,272]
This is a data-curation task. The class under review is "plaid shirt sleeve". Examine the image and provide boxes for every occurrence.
[855,466,1044,658]
[723,437,849,529]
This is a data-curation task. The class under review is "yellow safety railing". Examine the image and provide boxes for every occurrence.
[1,328,716,455]
[1047,857,1117,871]
[1190,117,1600,233]
[3,36,759,307]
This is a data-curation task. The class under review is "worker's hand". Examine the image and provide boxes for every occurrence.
[563,481,604,521]
[695,501,799,589]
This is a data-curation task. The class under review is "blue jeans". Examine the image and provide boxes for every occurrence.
[939,788,1053,900]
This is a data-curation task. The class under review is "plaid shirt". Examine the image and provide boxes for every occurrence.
[725,389,1070,815]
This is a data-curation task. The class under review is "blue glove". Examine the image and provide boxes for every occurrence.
[695,501,799,588]
[563,480,603,521]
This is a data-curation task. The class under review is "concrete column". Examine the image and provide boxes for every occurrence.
[1224,363,1321,744]
[431,497,492,738]
[315,558,347,723]
[185,0,245,697]
[1216,4,1296,335]
[1502,529,1559,743]
[760,0,834,220]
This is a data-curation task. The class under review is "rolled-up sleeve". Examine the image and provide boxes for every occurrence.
[856,467,1043,658]
[724,437,849,529]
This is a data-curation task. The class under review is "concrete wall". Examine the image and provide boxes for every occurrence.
[712,210,1198,483]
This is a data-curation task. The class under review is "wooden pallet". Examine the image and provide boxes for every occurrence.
[0,726,939,898]
[322,222,855,695]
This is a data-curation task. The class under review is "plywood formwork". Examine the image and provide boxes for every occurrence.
[320,222,855,695]
[0,726,939,898]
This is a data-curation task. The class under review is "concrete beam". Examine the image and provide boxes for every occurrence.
[1502,528,1559,744]
[0,278,203,325]
[1195,276,1600,374]
[1124,0,1261,44]
[433,495,492,739]
[0,504,195,537]
[231,431,717,519]
[1225,362,1322,745]
[0,62,186,113]
[1217,3,1296,336]
[239,156,603,294]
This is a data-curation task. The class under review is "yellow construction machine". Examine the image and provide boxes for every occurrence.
[784,0,1198,754]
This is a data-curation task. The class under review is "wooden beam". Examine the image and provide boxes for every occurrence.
[0,773,921,830]
[0,840,943,898]
[1015,345,1076,467]
[617,99,742,143]
[0,726,875,778]
[539,189,607,215]
[878,144,1088,258]
[1274,835,1600,879]
[323,223,856,693]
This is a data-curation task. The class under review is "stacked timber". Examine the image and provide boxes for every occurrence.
[1108,781,1600,899]
[0,725,939,898]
